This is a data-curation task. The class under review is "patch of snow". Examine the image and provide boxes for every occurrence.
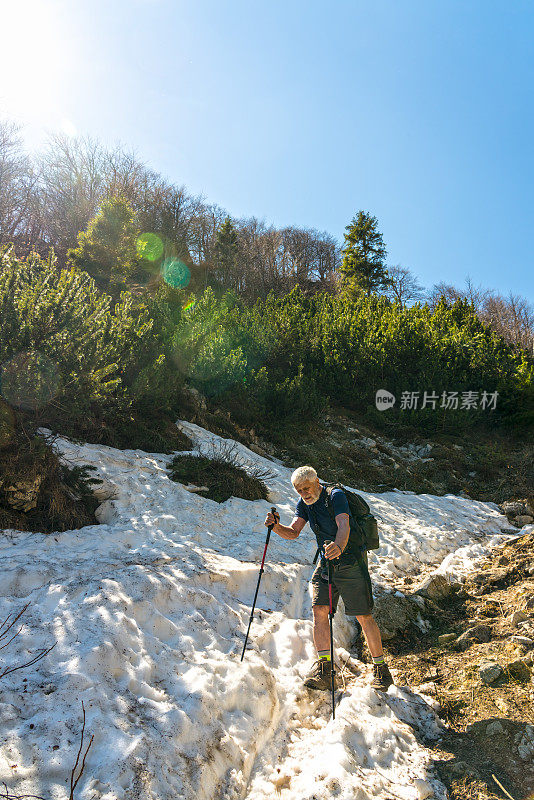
[0,420,512,800]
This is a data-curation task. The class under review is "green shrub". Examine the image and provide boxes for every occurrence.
[171,285,532,432]
[0,432,103,533]
[171,288,247,398]
[0,246,183,440]
[168,440,273,503]
[67,195,141,291]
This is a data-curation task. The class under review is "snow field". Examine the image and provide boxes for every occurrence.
[0,420,518,800]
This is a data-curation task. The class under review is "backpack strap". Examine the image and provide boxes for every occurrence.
[323,485,374,606]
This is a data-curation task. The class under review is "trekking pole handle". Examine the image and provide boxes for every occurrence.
[260,507,277,566]
[323,539,341,561]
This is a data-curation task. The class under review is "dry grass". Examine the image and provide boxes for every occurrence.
[0,432,103,533]
[168,440,275,503]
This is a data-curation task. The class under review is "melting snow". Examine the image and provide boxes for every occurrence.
[0,420,518,799]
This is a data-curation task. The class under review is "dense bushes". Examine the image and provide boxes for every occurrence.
[1,246,531,442]
[173,286,533,431]
[0,246,183,443]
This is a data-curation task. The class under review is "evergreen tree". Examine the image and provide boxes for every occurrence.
[340,211,390,296]
[213,217,239,289]
[67,195,140,291]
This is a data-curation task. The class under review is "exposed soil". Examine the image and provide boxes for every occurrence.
[384,532,534,800]
[183,396,534,507]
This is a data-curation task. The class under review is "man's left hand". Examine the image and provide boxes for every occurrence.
[324,541,342,560]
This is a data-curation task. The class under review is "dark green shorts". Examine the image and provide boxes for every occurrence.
[311,553,374,615]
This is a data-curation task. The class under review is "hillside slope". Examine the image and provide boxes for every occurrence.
[0,422,525,800]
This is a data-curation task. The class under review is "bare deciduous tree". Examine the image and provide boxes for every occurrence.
[426,276,534,354]
[383,264,424,307]
[426,281,464,310]
[0,120,40,252]
[482,292,534,353]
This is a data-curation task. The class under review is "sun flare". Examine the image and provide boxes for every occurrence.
[0,1,68,121]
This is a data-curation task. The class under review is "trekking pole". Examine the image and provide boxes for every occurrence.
[241,506,278,661]
[326,546,337,720]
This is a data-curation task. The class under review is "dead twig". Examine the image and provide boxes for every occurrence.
[0,783,46,800]
[0,603,30,643]
[0,602,56,680]
[69,701,94,800]
[0,626,24,652]
[0,643,56,679]
[491,773,516,800]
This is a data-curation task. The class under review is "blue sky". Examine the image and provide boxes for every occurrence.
[2,0,533,299]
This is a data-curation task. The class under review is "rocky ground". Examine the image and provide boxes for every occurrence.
[374,530,534,800]
[181,390,533,510]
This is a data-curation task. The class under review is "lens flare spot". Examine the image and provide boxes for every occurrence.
[0,399,15,448]
[1,351,61,411]
[183,299,196,312]
[162,258,191,289]
[136,232,164,262]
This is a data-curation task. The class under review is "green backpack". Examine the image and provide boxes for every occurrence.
[322,482,380,552]
[316,483,379,605]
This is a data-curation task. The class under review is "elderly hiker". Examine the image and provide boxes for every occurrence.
[265,465,393,692]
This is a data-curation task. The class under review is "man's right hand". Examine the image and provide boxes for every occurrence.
[265,510,280,528]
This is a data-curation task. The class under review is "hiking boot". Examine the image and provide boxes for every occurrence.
[371,662,394,691]
[304,658,336,691]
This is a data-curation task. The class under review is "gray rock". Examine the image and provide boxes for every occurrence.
[413,778,433,799]
[0,475,43,512]
[501,500,527,516]
[518,744,532,760]
[479,662,502,684]
[515,515,534,526]
[457,624,492,649]
[486,721,504,736]
[510,610,528,627]
[505,659,531,681]
[416,574,454,601]
[417,444,433,458]
[373,592,420,640]
[183,385,207,410]
[511,635,534,648]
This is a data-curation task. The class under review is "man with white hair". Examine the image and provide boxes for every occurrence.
[265,465,393,692]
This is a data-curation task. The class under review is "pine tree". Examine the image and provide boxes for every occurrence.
[213,217,239,289]
[340,211,390,296]
[67,195,140,291]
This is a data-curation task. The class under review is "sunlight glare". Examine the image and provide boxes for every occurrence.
[0,1,68,121]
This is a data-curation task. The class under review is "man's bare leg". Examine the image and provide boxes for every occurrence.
[312,605,331,652]
[355,613,384,658]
